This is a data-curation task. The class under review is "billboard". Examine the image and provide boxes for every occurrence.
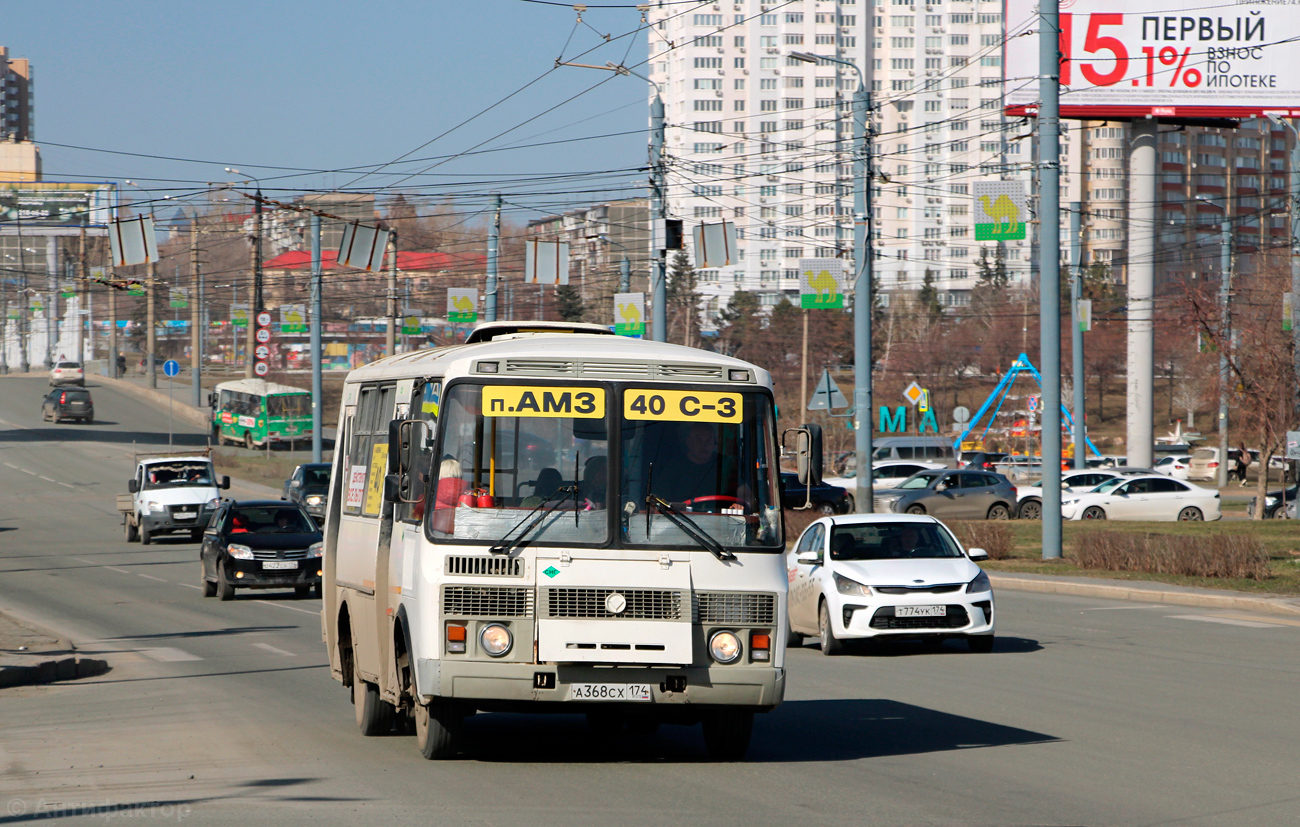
[0,182,115,227]
[797,258,845,310]
[1006,0,1300,118]
[972,182,1027,241]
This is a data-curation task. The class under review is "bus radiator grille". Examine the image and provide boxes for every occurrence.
[694,592,777,625]
[543,588,683,621]
[441,585,534,618]
[445,556,524,577]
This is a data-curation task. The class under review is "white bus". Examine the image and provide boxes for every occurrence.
[322,322,791,760]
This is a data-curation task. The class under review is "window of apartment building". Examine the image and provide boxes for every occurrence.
[925,36,943,47]
[841,14,857,25]
[891,37,914,48]
[950,226,969,237]
[980,33,1001,46]
[926,15,943,26]
[783,98,803,109]
[760,13,777,25]
[1197,134,1227,147]
[693,14,722,26]
[785,12,803,23]
[784,34,804,45]
[950,248,969,259]
[924,250,941,261]
[839,35,857,48]
[694,143,723,153]
[694,162,723,176]
[784,77,804,89]
[734,36,745,48]
[694,58,722,68]
[1238,175,1260,189]
[759,227,777,238]
[951,78,968,89]
[980,99,998,110]
[695,35,722,47]
[785,248,804,259]
[892,58,915,69]
[760,78,778,91]
[735,57,746,68]
[695,100,723,111]
[693,121,722,133]
[815,98,835,109]
[951,184,969,194]
[923,100,942,112]
[1236,155,1259,169]
[760,249,777,261]
[695,79,722,90]
[951,121,968,131]
[950,13,973,23]
[977,13,1002,23]
[925,58,943,69]
[785,206,804,217]
[694,207,723,218]
[733,142,746,154]
[950,205,969,216]
[784,121,804,131]
[784,226,803,238]
[761,35,778,47]
[759,185,777,197]
[1196,153,1226,167]
[980,56,1001,67]
[784,183,804,195]
[892,80,914,91]
[760,58,777,69]
[816,34,836,45]
[951,56,968,67]
[760,99,778,112]
[924,227,942,239]
[761,207,776,219]
[890,15,914,25]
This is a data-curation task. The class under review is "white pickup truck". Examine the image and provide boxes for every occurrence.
[117,451,230,544]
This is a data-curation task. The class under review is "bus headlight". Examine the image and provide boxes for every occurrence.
[479,624,512,657]
[708,630,742,664]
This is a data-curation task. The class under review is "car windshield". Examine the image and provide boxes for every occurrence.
[897,471,942,490]
[228,506,315,534]
[830,522,964,560]
[143,462,216,489]
[268,394,310,418]
[61,390,90,401]
[1091,477,1126,493]
[1192,449,1216,461]
[301,466,330,490]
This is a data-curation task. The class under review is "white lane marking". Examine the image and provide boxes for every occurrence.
[252,643,297,657]
[105,566,132,575]
[138,573,167,582]
[58,482,74,489]
[253,600,320,616]
[3,462,17,469]
[20,469,35,475]
[1167,614,1283,629]
[140,647,202,662]
[1081,605,1163,611]
[178,583,201,590]
[39,475,56,483]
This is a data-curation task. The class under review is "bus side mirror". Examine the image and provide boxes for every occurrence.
[383,474,402,504]
[207,392,217,408]
[796,423,824,487]
[128,479,139,494]
[221,476,231,490]
[388,419,425,476]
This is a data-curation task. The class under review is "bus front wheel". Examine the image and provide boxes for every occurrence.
[414,701,462,760]
[244,431,255,451]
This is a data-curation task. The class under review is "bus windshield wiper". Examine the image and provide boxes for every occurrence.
[489,485,577,556]
[644,494,737,562]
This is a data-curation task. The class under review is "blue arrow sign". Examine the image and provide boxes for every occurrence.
[163,359,180,377]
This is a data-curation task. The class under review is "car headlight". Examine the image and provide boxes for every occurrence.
[147,501,164,513]
[305,495,323,506]
[1265,496,1278,506]
[479,624,512,657]
[307,542,323,558]
[206,498,220,509]
[966,571,992,594]
[1062,498,1079,506]
[708,630,742,664]
[227,544,255,560]
[834,571,872,597]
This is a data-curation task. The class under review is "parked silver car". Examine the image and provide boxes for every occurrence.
[873,469,1018,520]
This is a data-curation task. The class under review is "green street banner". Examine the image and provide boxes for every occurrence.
[614,292,645,336]
[170,287,188,309]
[447,288,477,324]
[6,303,19,320]
[401,314,424,335]
[279,303,307,333]
[231,304,249,327]
[973,181,1027,241]
[127,282,145,297]
[1077,299,1092,332]
[60,283,77,299]
[798,258,845,310]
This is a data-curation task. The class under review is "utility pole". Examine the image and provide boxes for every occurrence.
[1127,117,1158,471]
[619,255,631,293]
[486,192,501,322]
[45,236,57,369]
[190,209,202,407]
[650,92,667,343]
[1038,0,1064,558]
[1218,218,1231,489]
[800,311,809,414]
[108,272,117,378]
[78,221,89,362]
[1070,202,1086,471]
[146,258,157,388]
[310,213,323,464]
[386,231,398,357]
[245,186,263,379]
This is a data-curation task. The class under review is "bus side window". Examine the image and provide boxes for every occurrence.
[398,380,440,524]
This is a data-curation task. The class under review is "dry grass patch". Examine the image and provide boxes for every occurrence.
[947,521,1014,560]
[1073,530,1272,580]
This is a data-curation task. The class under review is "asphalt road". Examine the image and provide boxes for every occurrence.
[2,375,1299,826]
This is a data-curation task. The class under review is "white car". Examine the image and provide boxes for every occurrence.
[1015,470,1125,519]
[49,360,84,386]
[1061,474,1222,521]
[823,460,946,496]
[786,514,995,655]
[1153,455,1192,480]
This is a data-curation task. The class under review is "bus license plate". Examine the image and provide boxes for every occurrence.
[262,561,298,570]
[896,605,945,617]
[568,683,652,702]
[174,511,196,519]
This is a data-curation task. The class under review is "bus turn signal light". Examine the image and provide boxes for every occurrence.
[751,632,771,661]
[447,624,467,654]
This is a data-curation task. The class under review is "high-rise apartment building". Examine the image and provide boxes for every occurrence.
[0,46,34,143]
[648,0,1034,321]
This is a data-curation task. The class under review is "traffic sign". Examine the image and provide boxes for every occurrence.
[256,311,272,328]
[953,405,971,424]
[162,359,180,377]
[1027,395,1040,413]
[903,382,924,407]
[1287,431,1300,461]
[917,389,929,413]
[255,328,272,344]
[807,370,848,411]
[254,344,270,360]
[254,361,269,377]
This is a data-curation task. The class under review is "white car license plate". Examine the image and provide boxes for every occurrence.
[567,683,652,702]
[896,605,946,617]
[174,511,195,519]
[262,560,298,570]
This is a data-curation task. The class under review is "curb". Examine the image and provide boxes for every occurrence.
[88,375,211,429]
[989,573,1300,618]
[0,655,110,689]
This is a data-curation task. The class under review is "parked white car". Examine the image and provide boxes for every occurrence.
[1061,475,1221,521]
[1015,470,1126,519]
[1153,455,1192,480]
[786,514,995,655]
[822,460,946,495]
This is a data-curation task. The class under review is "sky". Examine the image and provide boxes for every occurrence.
[5,0,661,221]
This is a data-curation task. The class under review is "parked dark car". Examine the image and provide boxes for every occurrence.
[200,500,322,601]
[283,462,331,519]
[963,451,1008,471]
[41,387,93,424]
[873,469,1018,520]
[780,472,852,515]
[1248,484,1298,519]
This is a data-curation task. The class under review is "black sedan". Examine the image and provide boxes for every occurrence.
[41,387,93,424]
[781,471,852,515]
[1248,484,1297,519]
[200,500,322,601]
[283,462,331,519]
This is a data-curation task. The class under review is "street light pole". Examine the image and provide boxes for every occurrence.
[226,169,263,379]
[792,51,874,514]
[166,196,205,407]
[125,181,158,388]
[1269,116,1300,407]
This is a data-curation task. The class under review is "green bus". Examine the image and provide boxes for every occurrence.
[209,379,313,450]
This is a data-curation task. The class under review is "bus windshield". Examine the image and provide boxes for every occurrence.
[427,381,781,550]
[268,394,310,418]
